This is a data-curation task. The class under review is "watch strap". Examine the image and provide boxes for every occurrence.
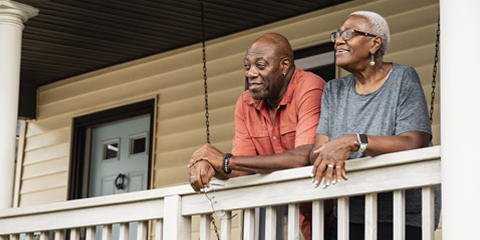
[223,153,233,174]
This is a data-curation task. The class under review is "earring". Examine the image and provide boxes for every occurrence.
[283,72,286,77]
[369,54,375,66]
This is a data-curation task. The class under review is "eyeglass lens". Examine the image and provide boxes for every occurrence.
[203,187,237,220]
[331,29,354,42]
[210,196,226,218]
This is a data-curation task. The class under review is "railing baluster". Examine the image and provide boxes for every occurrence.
[393,190,405,240]
[265,206,277,240]
[40,231,49,240]
[200,214,211,240]
[118,223,128,240]
[365,193,378,240]
[137,221,148,240]
[422,186,435,240]
[9,234,19,240]
[85,227,95,240]
[155,219,163,240]
[221,211,232,240]
[164,195,191,240]
[70,228,80,240]
[287,203,299,240]
[102,225,112,240]
[337,197,349,240]
[243,209,255,240]
[25,232,34,240]
[54,230,66,240]
[312,200,324,240]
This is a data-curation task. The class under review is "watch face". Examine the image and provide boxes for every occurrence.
[359,134,368,144]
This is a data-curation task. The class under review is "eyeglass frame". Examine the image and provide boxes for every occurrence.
[202,183,238,220]
[330,29,377,43]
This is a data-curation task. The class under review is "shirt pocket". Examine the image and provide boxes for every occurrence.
[250,130,272,154]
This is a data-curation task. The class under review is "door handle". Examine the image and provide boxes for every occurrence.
[115,173,125,190]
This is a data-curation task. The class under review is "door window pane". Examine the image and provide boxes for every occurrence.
[131,136,146,154]
[104,142,119,160]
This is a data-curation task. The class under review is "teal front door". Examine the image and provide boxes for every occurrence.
[89,115,150,197]
[88,115,151,239]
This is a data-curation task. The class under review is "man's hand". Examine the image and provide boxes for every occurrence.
[188,160,216,193]
[311,135,355,189]
[188,143,225,171]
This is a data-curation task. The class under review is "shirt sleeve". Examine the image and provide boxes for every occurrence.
[232,96,258,156]
[294,77,325,147]
[395,66,432,136]
[316,81,331,136]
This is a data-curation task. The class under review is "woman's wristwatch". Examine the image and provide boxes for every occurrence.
[357,134,368,153]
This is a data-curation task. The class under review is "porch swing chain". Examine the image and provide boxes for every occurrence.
[430,13,440,123]
[200,2,221,240]
[201,0,210,144]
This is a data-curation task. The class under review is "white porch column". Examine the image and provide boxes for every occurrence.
[0,0,38,209]
[440,0,480,239]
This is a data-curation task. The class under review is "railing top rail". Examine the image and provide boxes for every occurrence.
[182,146,441,215]
[205,146,441,191]
[0,184,193,219]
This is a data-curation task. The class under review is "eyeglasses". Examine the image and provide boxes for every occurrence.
[330,29,377,43]
[203,183,238,220]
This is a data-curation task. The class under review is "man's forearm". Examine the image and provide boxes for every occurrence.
[228,144,313,173]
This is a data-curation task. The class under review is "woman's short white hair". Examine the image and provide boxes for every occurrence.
[349,11,390,59]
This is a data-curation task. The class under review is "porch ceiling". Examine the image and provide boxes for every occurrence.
[14,0,349,119]
[16,0,349,87]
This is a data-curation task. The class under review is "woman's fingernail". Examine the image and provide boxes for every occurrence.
[337,179,341,183]
[332,180,336,185]
[322,184,327,189]
[311,179,315,183]
[326,181,330,186]
[310,173,314,178]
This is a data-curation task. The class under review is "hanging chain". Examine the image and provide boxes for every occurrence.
[211,216,221,240]
[430,13,440,123]
[200,0,210,144]
[200,2,219,240]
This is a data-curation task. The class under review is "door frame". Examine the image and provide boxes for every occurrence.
[69,99,155,200]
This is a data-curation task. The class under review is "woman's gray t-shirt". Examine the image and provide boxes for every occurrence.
[316,63,440,227]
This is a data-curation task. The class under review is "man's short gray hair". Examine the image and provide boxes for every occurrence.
[349,11,390,60]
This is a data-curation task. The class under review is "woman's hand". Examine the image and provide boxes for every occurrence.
[311,135,357,188]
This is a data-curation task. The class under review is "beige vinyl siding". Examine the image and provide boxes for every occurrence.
[18,0,440,211]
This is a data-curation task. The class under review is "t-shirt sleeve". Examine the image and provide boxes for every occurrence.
[294,77,325,147]
[395,66,432,136]
[316,82,330,136]
[232,96,258,155]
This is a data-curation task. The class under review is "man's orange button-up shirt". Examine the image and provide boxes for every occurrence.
[232,68,326,156]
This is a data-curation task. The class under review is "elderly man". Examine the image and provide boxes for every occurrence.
[188,32,326,239]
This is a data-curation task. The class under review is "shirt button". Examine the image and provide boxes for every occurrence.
[273,136,276,140]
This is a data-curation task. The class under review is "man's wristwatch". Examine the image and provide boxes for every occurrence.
[223,153,233,174]
[357,134,368,153]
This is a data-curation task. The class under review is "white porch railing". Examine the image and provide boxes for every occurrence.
[0,146,441,240]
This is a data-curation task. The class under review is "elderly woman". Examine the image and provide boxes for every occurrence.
[309,11,440,239]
